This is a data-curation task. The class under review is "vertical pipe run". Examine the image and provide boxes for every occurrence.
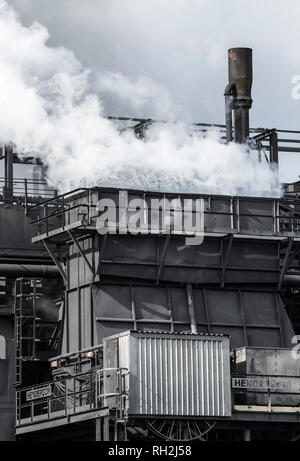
[234,106,250,143]
[269,130,279,165]
[225,48,253,143]
[225,93,234,143]
[4,145,14,201]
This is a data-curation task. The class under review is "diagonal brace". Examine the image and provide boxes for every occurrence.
[42,240,67,285]
[221,234,234,287]
[67,231,95,277]
[156,234,171,285]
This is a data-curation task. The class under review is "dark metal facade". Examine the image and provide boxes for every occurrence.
[10,185,300,441]
[26,187,299,357]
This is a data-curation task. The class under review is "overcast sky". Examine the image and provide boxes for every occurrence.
[9,0,300,182]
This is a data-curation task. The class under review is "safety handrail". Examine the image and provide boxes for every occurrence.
[28,189,300,239]
[16,367,129,427]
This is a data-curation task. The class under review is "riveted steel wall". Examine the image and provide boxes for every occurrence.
[104,331,231,418]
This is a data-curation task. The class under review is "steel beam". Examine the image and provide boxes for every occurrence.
[42,240,67,285]
[96,233,108,278]
[186,284,197,334]
[278,238,294,290]
[156,234,171,284]
[221,235,234,287]
[67,231,95,278]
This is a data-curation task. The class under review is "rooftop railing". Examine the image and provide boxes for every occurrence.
[0,177,57,208]
[28,187,300,241]
[16,367,129,428]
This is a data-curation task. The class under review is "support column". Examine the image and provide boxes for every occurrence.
[4,145,14,202]
[95,417,102,441]
[103,416,110,441]
[243,428,251,442]
[269,130,279,165]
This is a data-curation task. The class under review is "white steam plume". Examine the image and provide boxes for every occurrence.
[0,1,280,196]
[96,72,184,120]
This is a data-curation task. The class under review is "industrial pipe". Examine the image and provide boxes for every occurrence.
[0,264,59,278]
[283,275,300,287]
[3,146,14,202]
[225,47,253,143]
[224,83,236,143]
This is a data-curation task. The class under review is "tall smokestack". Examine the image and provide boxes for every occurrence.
[225,47,253,143]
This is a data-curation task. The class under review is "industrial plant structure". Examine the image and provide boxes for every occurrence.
[1,48,300,441]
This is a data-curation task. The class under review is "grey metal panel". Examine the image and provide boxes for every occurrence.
[169,287,190,323]
[68,255,78,289]
[99,263,280,285]
[99,321,133,342]
[0,206,37,248]
[210,326,246,348]
[100,235,278,269]
[205,290,242,324]
[102,235,158,264]
[0,319,13,402]
[80,286,92,349]
[246,328,282,348]
[204,197,233,232]
[65,229,282,288]
[0,412,15,441]
[95,233,281,284]
[277,296,296,348]
[67,290,80,352]
[0,319,15,441]
[164,238,222,267]
[92,285,295,349]
[234,347,300,376]
[104,331,231,418]
[133,286,169,321]
[68,238,94,289]
[239,199,275,234]
[242,291,279,325]
[227,241,279,269]
[92,285,133,320]
[233,347,300,407]
[0,352,9,399]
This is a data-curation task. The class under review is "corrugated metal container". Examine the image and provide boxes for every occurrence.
[233,347,300,376]
[232,347,300,407]
[103,330,232,418]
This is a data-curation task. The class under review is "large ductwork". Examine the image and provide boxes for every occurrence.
[225,47,253,143]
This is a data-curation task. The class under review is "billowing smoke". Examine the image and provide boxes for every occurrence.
[0,1,281,196]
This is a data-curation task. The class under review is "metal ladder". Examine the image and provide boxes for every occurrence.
[14,278,42,386]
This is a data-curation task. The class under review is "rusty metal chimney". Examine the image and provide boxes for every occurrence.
[225,47,253,143]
